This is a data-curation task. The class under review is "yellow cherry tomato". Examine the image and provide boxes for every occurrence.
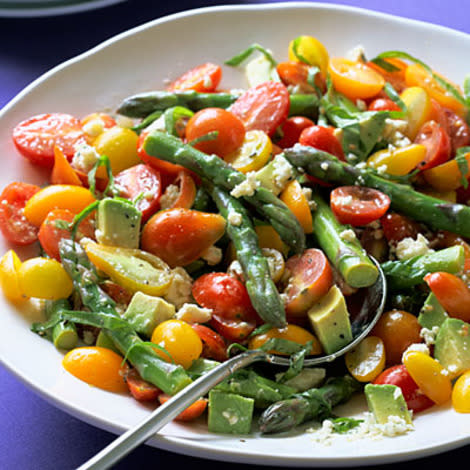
[255,224,290,257]
[224,130,272,173]
[405,64,466,117]
[328,57,385,100]
[452,370,470,413]
[288,35,329,76]
[18,257,73,300]
[403,350,452,405]
[0,250,23,302]
[23,184,96,227]
[151,319,203,369]
[248,324,322,356]
[63,346,128,393]
[367,144,427,176]
[400,86,433,140]
[345,336,386,382]
[423,152,470,191]
[92,126,140,178]
[280,180,313,234]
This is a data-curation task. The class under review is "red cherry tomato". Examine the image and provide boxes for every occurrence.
[158,394,208,421]
[276,116,315,148]
[168,62,222,93]
[276,61,326,94]
[330,186,391,226]
[114,163,162,223]
[192,272,260,341]
[414,120,451,171]
[230,81,290,136]
[373,364,434,413]
[298,125,345,160]
[0,182,40,245]
[125,368,161,402]
[185,108,245,158]
[442,107,470,154]
[12,113,85,167]
[367,98,401,112]
[380,212,421,243]
[191,324,228,361]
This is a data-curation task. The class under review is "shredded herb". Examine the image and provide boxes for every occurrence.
[330,417,364,433]
[225,43,277,67]
[188,130,219,146]
[456,146,470,189]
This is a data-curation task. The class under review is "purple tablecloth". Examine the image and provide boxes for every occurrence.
[1,1,469,468]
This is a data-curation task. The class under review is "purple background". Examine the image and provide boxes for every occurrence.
[0,1,469,468]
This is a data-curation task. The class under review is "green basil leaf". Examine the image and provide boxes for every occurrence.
[225,43,277,67]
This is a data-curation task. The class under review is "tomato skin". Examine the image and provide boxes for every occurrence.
[12,113,85,167]
[275,116,315,149]
[330,186,391,226]
[368,98,401,112]
[191,323,228,361]
[380,212,420,243]
[298,125,345,160]
[158,393,208,421]
[230,81,290,136]
[125,368,161,402]
[0,182,40,245]
[367,58,408,94]
[414,120,451,171]
[114,164,162,222]
[276,61,326,94]
[168,62,222,93]
[373,365,434,413]
[440,107,470,154]
[185,108,245,158]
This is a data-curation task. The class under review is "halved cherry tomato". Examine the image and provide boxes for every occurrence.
[328,58,385,101]
[158,393,208,421]
[280,180,313,234]
[288,35,330,76]
[12,113,85,167]
[367,58,408,93]
[283,248,333,318]
[330,186,390,226]
[452,370,470,413]
[276,61,325,95]
[298,125,345,160]
[125,367,161,402]
[185,108,245,158]
[373,364,434,413]
[367,98,401,112]
[414,120,451,171]
[168,63,222,93]
[424,272,470,322]
[276,116,315,149]
[380,212,420,243]
[0,182,40,245]
[192,272,260,341]
[160,170,197,210]
[141,208,226,268]
[50,146,83,186]
[230,81,290,136]
[0,250,23,302]
[440,107,470,154]
[191,324,228,361]
[38,209,95,261]
[114,164,162,222]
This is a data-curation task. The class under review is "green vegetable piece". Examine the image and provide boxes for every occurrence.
[245,55,280,87]
[96,198,142,249]
[275,367,326,392]
[364,384,412,425]
[434,317,470,377]
[186,358,220,380]
[307,285,353,355]
[96,330,121,354]
[254,155,295,196]
[417,292,448,329]
[208,390,254,434]
[52,321,78,350]
[122,291,175,337]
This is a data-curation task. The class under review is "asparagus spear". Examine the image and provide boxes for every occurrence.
[58,239,192,395]
[144,131,306,254]
[117,90,318,119]
[283,145,470,238]
[258,375,361,434]
[208,184,287,327]
[310,192,379,288]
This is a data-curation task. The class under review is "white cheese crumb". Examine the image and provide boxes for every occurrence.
[382,119,411,148]
[71,143,100,173]
[402,343,430,362]
[356,99,367,111]
[82,118,105,138]
[227,210,243,226]
[420,326,440,346]
[200,245,223,266]
[346,44,366,62]
[340,229,357,242]
[230,171,260,198]
[222,410,239,426]
[175,303,212,323]
[320,161,329,171]
[159,184,180,210]
[227,260,245,281]
[395,233,432,260]
[163,267,193,309]
[301,187,317,210]
[272,155,295,192]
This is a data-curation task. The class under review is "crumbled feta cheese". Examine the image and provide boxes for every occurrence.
[72,143,100,173]
[340,229,357,242]
[346,44,366,62]
[402,342,430,362]
[272,155,295,192]
[356,99,367,111]
[82,118,105,138]
[420,326,440,346]
[163,267,193,309]
[395,233,432,260]
[159,184,180,210]
[230,171,260,198]
[382,119,411,148]
[115,115,135,128]
[200,245,223,266]
[175,303,212,323]
[227,260,245,281]
[227,210,243,226]
[301,187,317,210]
[320,161,329,171]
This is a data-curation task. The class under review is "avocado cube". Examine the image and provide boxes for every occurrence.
[122,291,175,337]
[254,155,294,195]
[208,390,254,434]
[307,285,353,355]
[365,384,412,425]
[434,317,470,378]
[96,198,141,249]
[418,292,448,329]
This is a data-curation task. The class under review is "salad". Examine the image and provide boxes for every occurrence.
[1,34,470,439]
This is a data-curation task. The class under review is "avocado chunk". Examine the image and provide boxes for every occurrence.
[254,155,295,195]
[208,390,254,434]
[307,285,353,355]
[417,292,448,329]
[96,197,142,249]
[365,384,412,426]
[245,54,280,88]
[122,291,175,337]
[434,317,470,378]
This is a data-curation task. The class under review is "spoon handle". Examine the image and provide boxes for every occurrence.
[77,349,268,470]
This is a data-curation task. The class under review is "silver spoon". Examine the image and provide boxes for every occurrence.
[77,258,386,470]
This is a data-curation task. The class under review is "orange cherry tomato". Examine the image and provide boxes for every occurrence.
[330,186,390,226]
[140,208,226,268]
[280,180,313,234]
[158,393,208,421]
[185,108,245,158]
[283,248,333,318]
[125,367,161,402]
[191,323,228,362]
[414,120,451,171]
[163,170,197,209]
[276,61,326,94]
[328,58,385,101]
[298,125,345,160]
[168,62,222,93]
[367,58,408,93]
[50,146,83,186]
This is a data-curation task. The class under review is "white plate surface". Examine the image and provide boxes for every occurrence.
[1,2,470,467]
